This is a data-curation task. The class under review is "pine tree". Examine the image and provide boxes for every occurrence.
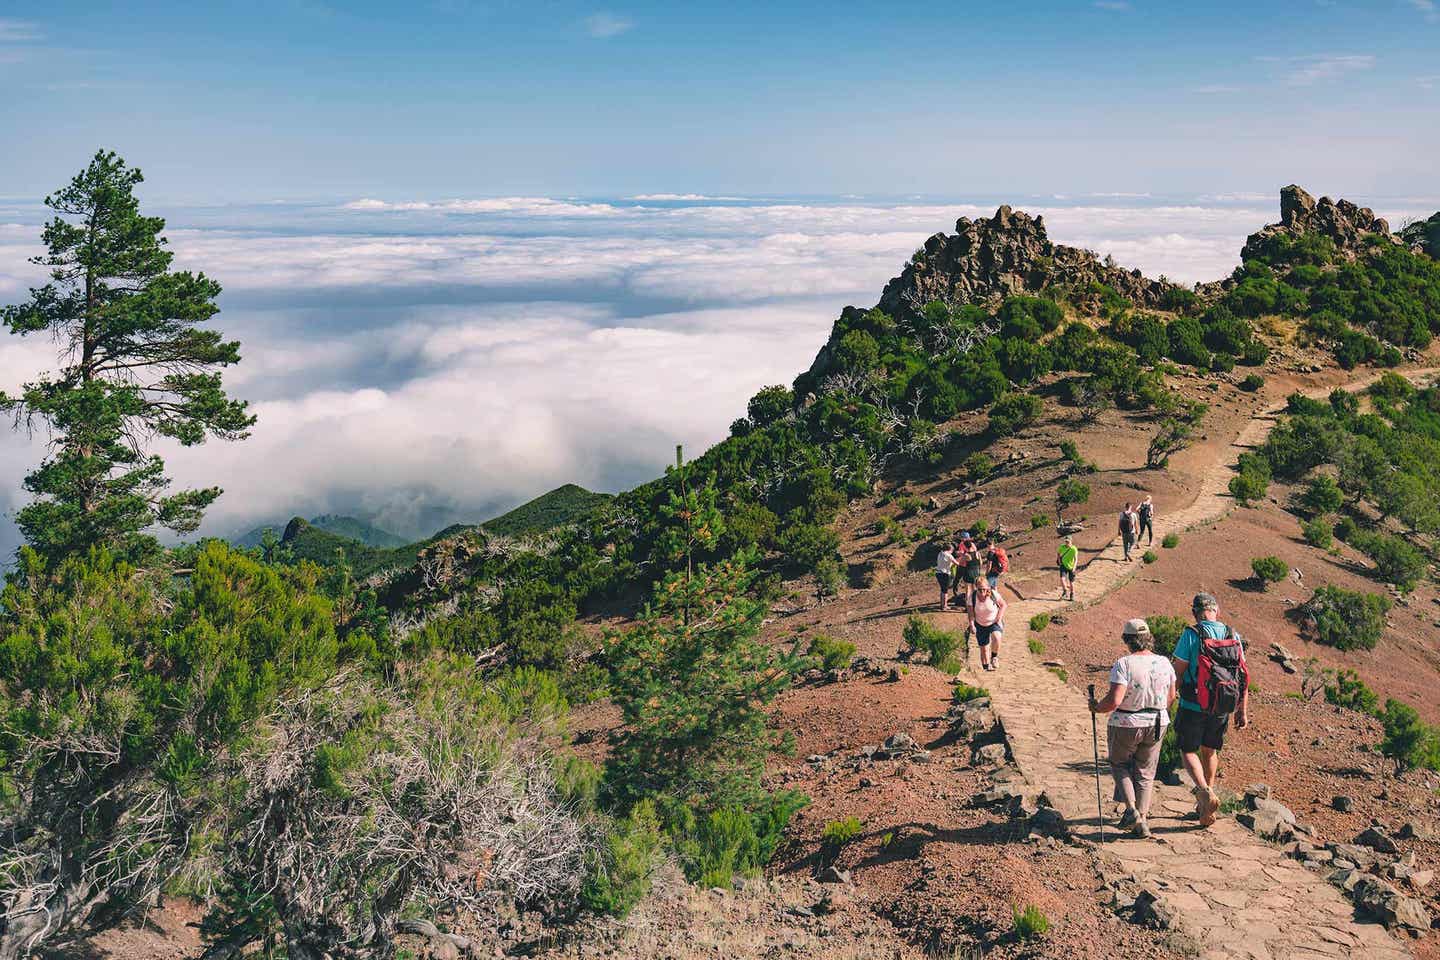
[0,151,253,561]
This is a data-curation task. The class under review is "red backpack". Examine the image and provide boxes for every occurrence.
[990,546,1009,573]
[1182,623,1249,716]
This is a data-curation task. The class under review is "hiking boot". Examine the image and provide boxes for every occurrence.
[1133,818,1152,839]
[1118,808,1138,830]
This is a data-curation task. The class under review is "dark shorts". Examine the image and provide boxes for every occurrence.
[1060,567,1075,583]
[936,571,953,592]
[1175,707,1229,753]
[974,621,1002,646]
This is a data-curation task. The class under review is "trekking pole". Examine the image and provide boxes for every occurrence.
[1088,684,1106,844]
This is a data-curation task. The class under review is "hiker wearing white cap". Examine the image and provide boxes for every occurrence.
[1089,618,1177,839]
[1171,592,1250,827]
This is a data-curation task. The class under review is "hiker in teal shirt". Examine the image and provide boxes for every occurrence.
[1170,592,1249,827]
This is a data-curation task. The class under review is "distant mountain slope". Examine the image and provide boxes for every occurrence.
[232,514,405,550]
[480,484,611,537]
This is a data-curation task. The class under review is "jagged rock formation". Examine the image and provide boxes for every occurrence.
[1400,210,1440,259]
[875,204,1177,319]
[1240,184,1400,264]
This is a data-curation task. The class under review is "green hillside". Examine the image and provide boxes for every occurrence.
[480,484,611,537]
[233,514,404,550]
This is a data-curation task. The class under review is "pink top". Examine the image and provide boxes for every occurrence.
[969,591,1006,627]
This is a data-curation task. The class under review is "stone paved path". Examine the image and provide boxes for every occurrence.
[951,371,1438,960]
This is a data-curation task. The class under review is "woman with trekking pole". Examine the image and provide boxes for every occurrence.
[1089,618,1178,838]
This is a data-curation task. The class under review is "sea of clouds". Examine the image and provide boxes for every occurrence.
[0,192,1431,549]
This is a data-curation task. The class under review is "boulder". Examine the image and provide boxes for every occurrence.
[973,742,1008,765]
[1356,826,1400,856]
[1244,783,1273,803]
[1410,870,1434,890]
[1397,820,1430,841]
[1332,795,1354,813]
[1132,888,1185,931]
[817,865,852,885]
[1027,806,1068,839]
[1328,842,1380,869]
[1352,875,1432,932]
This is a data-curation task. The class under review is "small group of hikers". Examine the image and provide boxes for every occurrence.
[1118,495,1155,562]
[1088,592,1249,839]
[934,532,1010,671]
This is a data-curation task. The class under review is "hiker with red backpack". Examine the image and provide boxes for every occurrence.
[984,540,1009,591]
[1170,592,1250,827]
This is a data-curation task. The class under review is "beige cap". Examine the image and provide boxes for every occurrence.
[1121,618,1151,637]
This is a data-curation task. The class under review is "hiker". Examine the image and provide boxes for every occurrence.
[935,543,957,611]
[967,578,1007,671]
[957,532,984,602]
[1170,592,1250,827]
[984,540,1009,590]
[1057,536,1078,601]
[1138,496,1155,546]
[1119,503,1138,561]
[1089,618,1177,839]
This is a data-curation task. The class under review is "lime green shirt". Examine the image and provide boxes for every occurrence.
[1057,544,1078,571]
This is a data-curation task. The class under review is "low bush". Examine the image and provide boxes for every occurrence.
[903,616,963,673]
[1300,585,1392,651]
[1299,475,1344,515]
[1379,699,1440,774]
[964,452,995,481]
[820,816,864,848]
[1013,903,1050,940]
[1251,556,1289,588]
[952,682,990,703]
[582,799,662,917]
[1240,373,1264,392]
[806,634,856,672]
[1031,513,1050,529]
[1027,637,1045,655]
[1301,517,1333,549]
[894,494,926,518]
[1029,612,1051,632]
[1351,531,1427,592]
[988,392,1043,437]
[1323,669,1380,716]
[1142,550,1157,564]
[1334,515,1358,543]
[1145,615,1189,658]
[1048,665,1069,683]
[1229,472,1267,506]
[1162,532,1180,548]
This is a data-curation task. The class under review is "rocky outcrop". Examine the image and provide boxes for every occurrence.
[876,204,1177,319]
[1400,211,1440,259]
[1239,184,1400,265]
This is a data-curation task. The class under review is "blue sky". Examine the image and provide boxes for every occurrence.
[1,1,1437,200]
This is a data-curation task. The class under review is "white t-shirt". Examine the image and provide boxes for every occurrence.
[1107,652,1176,729]
[936,549,957,575]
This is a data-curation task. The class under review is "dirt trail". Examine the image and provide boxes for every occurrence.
[947,368,1438,960]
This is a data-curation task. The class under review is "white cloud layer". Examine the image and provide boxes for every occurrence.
[0,192,1433,549]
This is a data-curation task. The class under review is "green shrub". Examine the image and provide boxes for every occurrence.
[1013,903,1050,940]
[1162,532,1180,549]
[903,616,963,673]
[1048,665,1069,683]
[894,494,926,518]
[964,452,995,481]
[1145,615,1189,658]
[988,392,1043,437]
[1229,468,1268,505]
[1323,669,1380,716]
[806,634,857,672]
[1302,517,1334,549]
[1055,478,1090,521]
[1299,475,1344,515]
[970,519,990,539]
[1142,550,1157,564]
[1027,637,1045,655]
[582,799,662,917]
[1334,515,1358,543]
[1352,532,1427,591]
[1031,513,1050,529]
[1301,585,1392,651]
[952,682,990,703]
[1029,612,1051,632]
[1251,556,1289,587]
[1379,699,1440,774]
[1240,373,1264,392]
[820,816,864,848]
